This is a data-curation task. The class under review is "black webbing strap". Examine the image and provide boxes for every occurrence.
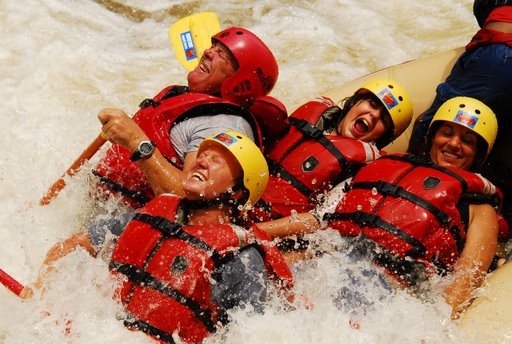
[324,211,427,257]
[266,159,312,197]
[133,213,224,265]
[371,247,432,287]
[92,170,152,206]
[382,154,470,192]
[124,317,177,344]
[139,86,189,108]
[265,116,353,198]
[351,181,453,226]
[288,116,351,173]
[112,262,217,334]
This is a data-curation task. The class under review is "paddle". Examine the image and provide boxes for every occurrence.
[168,11,220,71]
[40,134,107,205]
[0,267,25,297]
[39,12,221,206]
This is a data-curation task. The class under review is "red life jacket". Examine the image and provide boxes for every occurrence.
[325,154,509,286]
[467,6,512,51]
[109,194,293,344]
[93,86,287,208]
[249,97,381,221]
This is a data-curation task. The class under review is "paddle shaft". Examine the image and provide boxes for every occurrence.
[0,267,24,297]
[39,134,107,205]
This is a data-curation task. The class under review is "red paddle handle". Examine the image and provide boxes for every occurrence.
[40,134,107,205]
[0,267,24,296]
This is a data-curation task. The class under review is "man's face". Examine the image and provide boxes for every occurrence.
[182,145,242,201]
[187,42,238,95]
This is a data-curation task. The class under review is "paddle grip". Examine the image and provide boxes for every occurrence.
[0,268,24,296]
[40,135,107,205]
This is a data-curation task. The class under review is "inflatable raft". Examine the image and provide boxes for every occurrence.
[321,46,511,341]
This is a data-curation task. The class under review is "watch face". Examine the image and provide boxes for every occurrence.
[140,141,154,155]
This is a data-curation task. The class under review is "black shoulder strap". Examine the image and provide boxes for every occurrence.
[139,85,189,108]
[288,116,350,174]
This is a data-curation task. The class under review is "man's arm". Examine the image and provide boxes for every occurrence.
[20,232,96,299]
[98,108,188,197]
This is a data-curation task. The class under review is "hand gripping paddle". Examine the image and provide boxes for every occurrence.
[40,12,221,205]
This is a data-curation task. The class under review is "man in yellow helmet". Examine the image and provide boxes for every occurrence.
[22,131,293,343]
[324,96,508,321]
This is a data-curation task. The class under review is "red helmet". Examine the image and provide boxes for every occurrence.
[212,27,278,106]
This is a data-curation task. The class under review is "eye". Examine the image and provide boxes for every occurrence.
[439,125,454,137]
[461,134,478,146]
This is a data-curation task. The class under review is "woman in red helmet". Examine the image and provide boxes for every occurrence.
[94,27,287,208]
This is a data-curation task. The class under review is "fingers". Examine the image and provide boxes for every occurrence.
[97,108,128,125]
[96,108,147,149]
[97,108,129,142]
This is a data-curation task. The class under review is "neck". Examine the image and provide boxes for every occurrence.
[187,206,233,226]
[485,21,512,33]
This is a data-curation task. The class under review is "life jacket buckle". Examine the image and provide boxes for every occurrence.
[375,181,401,197]
[291,117,323,139]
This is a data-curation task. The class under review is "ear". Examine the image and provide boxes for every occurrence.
[230,187,245,202]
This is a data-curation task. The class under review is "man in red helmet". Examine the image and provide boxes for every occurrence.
[94,27,286,208]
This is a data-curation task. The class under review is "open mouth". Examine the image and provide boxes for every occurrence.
[198,57,210,73]
[192,171,207,181]
[354,118,369,134]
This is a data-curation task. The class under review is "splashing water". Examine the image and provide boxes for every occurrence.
[0,0,486,343]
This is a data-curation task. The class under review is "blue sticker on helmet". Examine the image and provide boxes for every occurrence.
[213,133,238,146]
[454,110,478,129]
[377,88,399,110]
[180,31,197,61]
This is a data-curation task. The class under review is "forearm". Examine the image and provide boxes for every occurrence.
[21,232,96,299]
[42,232,96,266]
[137,149,186,197]
[257,212,320,239]
[443,258,488,319]
[444,204,498,319]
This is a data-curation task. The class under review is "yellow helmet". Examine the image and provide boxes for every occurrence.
[429,96,498,158]
[357,78,413,143]
[197,130,269,210]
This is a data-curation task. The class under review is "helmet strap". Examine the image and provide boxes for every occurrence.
[181,181,246,212]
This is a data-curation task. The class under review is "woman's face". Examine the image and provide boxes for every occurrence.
[430,122,479,170]
[182,145,242,201]
[187,42,238,94]
[337,99,391,143]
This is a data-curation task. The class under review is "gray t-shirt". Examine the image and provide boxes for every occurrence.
[170,115,255,162]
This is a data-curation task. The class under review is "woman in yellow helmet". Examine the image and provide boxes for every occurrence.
[249,78,413,226]
[322,96,508,321]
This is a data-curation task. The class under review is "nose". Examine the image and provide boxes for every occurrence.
[203,46,216,58]
[195,153,207,166]
[446,135,462,149]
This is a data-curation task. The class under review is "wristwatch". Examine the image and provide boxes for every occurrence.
[130,140,156,162]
